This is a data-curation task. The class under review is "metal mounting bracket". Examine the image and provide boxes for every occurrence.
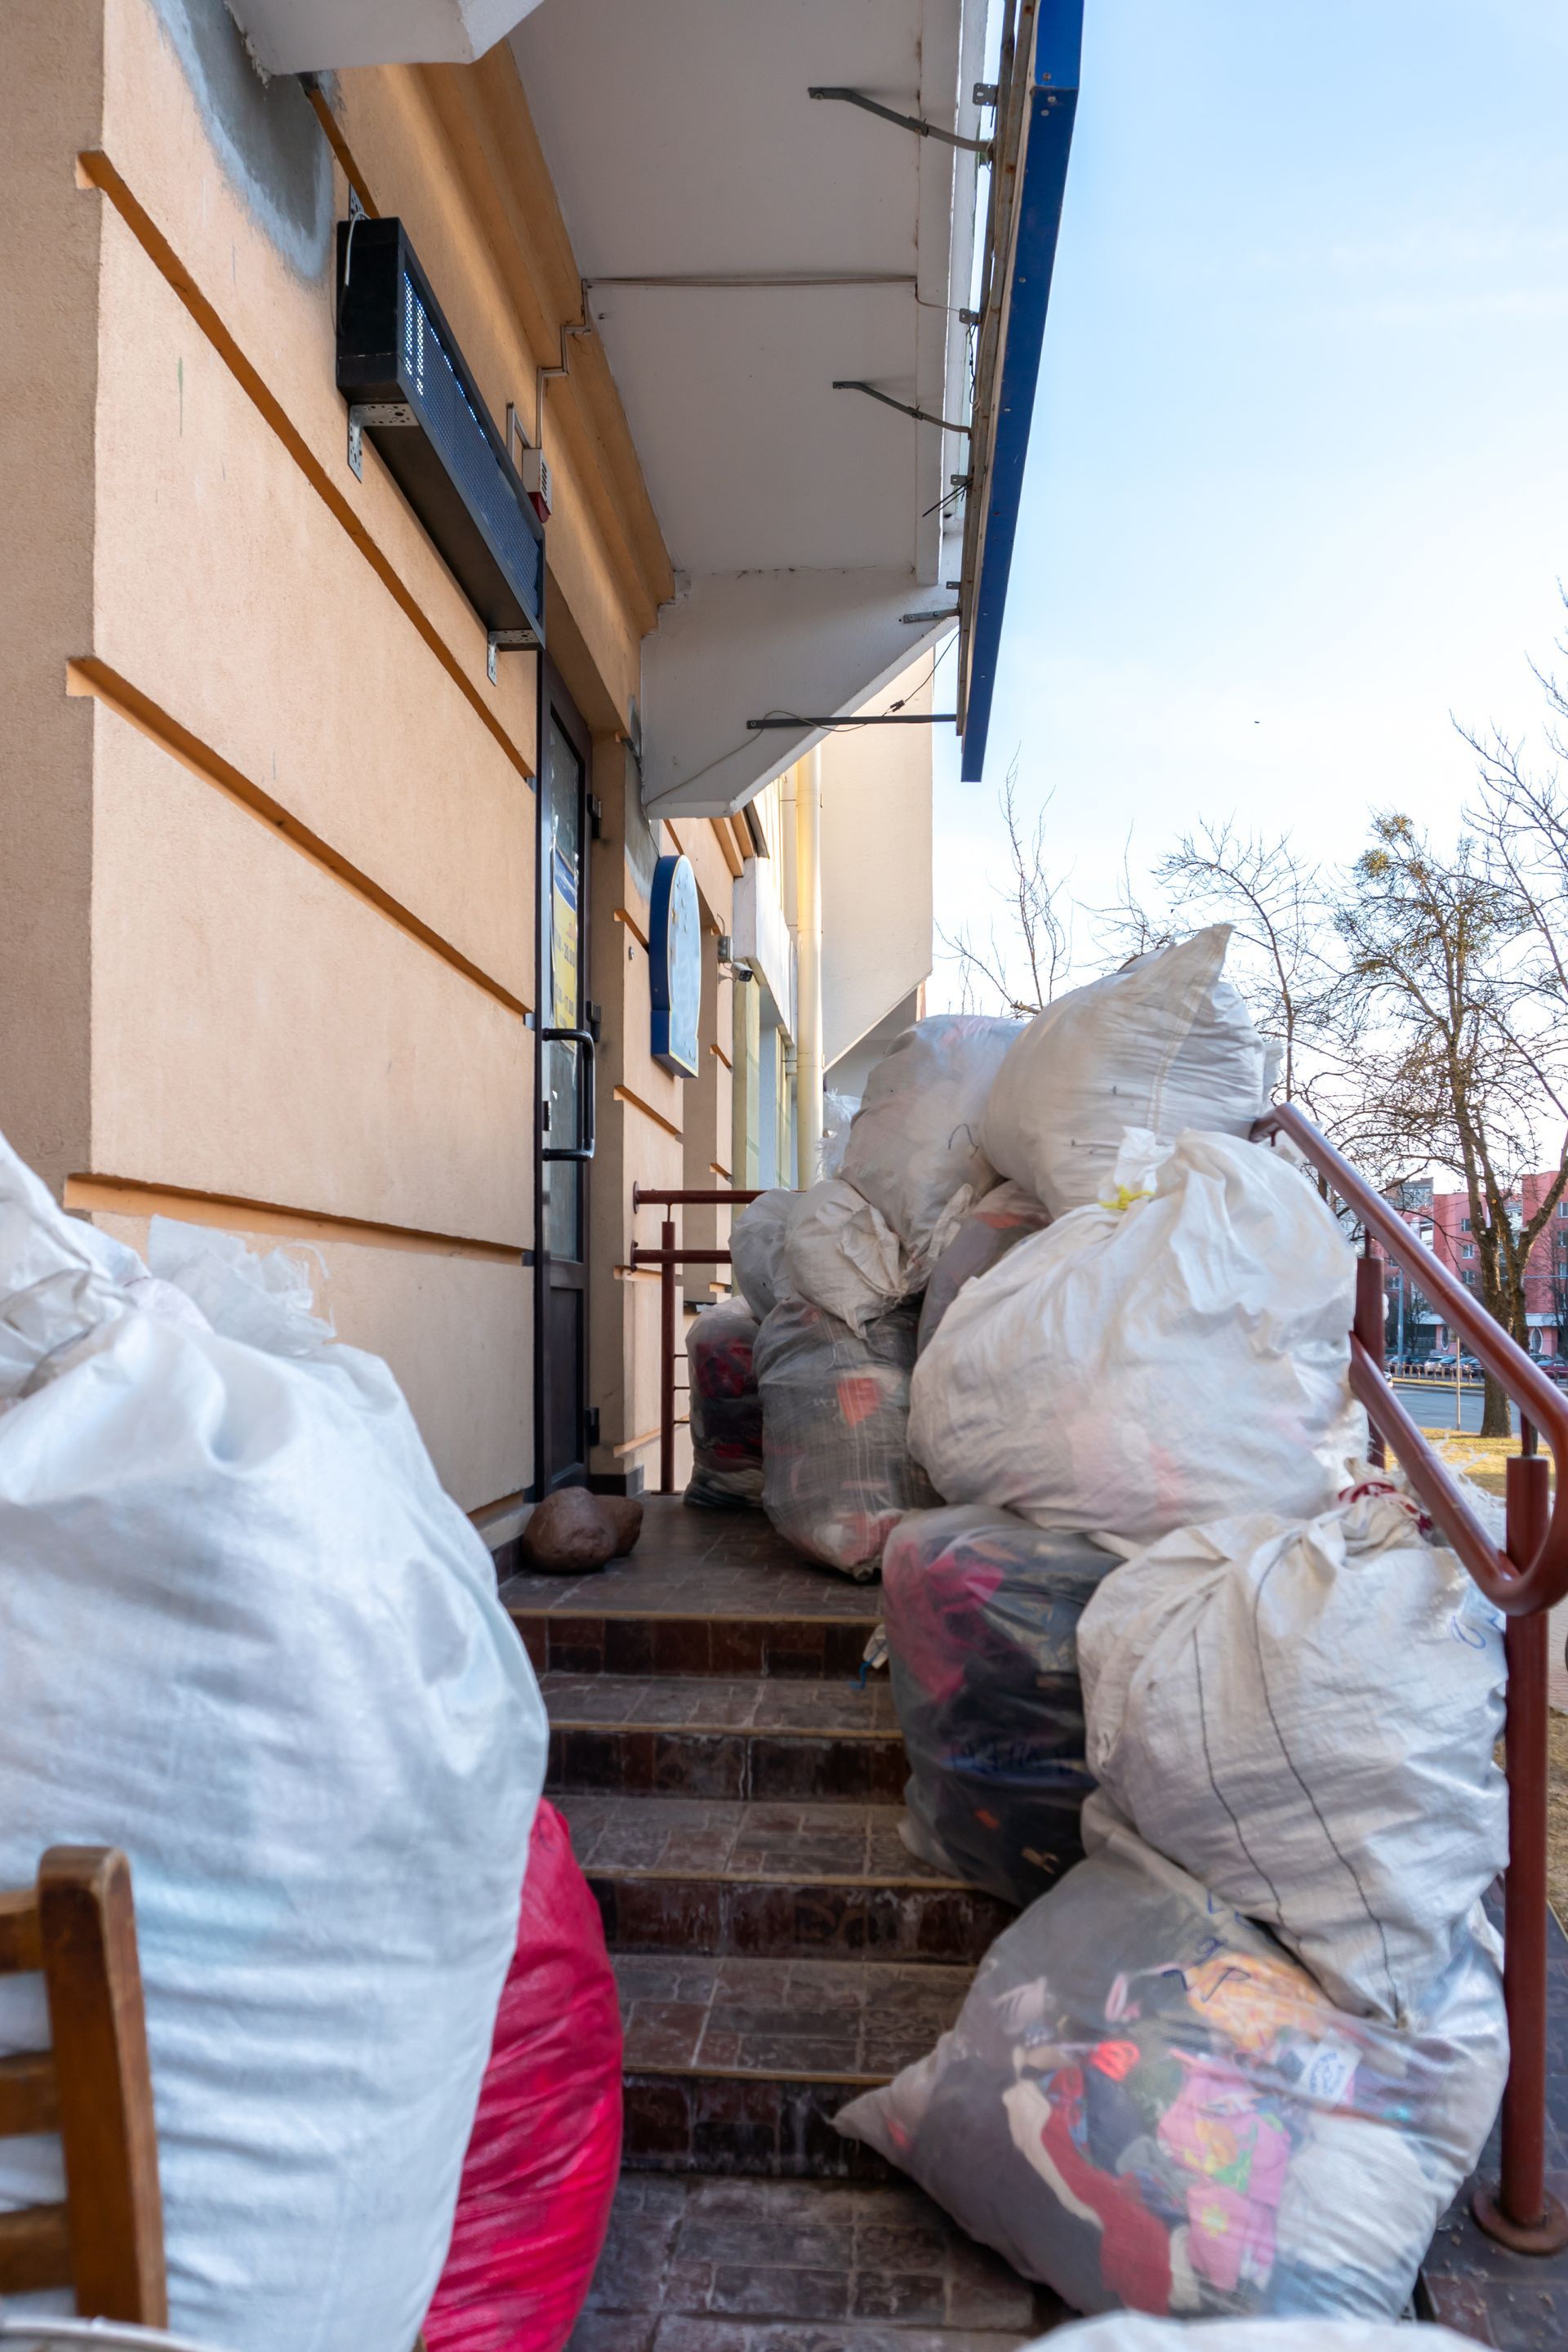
[347,400,415,481]
[808,86,991,160]
[486,625,539,684]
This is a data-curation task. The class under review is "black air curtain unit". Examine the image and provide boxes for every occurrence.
[336,216,546,652]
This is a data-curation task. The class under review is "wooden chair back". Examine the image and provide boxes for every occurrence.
[0,1846,167,2325]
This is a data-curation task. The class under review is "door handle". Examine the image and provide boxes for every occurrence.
[541,1027,597,1160]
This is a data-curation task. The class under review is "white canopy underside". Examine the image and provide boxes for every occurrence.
[513,0,986,813]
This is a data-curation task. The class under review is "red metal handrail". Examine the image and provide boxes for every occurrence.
[1257,1101,1568,2254]
[1258,1102,1568,1615]
[630,1186,764,1496]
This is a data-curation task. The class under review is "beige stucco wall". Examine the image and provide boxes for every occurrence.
[1,0,676,1509]
[88,1203,532,1508]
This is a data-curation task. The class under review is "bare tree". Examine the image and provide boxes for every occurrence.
[1156,822,1337,1109]
[1331,810,1568,1434]
[1092,820,1348,1136]
[940,756,1073,1015]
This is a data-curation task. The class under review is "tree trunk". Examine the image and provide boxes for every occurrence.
[1480,1370,1512,1438]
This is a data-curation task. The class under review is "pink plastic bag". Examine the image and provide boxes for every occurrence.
[424,1801,624,2352]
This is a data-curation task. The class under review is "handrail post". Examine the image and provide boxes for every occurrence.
[659,1215,676,1497]
[1472,1448,1568,2252]
[1354,1250,1387,1469]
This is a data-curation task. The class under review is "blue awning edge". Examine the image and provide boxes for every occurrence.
[956,0,1083,783]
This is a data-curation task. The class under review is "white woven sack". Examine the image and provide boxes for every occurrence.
[1077,1490,1508,2023]
[981,926,1271,1215]
[908,1129,1355,1544]
[782,1178,911,1335]
[840,1015,1019,1257]
[0,1140,546,2352]
[730,1187,798,1320]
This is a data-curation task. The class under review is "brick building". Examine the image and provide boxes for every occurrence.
[1388,1169,1568,1358]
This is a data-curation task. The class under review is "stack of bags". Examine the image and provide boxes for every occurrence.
[833,929,1512,2321]
[723,1013,1022,1575]
[887,927,1303,1887]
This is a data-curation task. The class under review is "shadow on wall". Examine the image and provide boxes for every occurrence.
[151,0,334,278]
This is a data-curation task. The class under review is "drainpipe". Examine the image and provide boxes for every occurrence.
[795,746,824,1185]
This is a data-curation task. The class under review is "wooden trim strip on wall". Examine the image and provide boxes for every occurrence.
[64,1175,527,1263]
[67,661,531,1019]
[303,82,379,216]
[612,906,650,951]
[710,818,743,880]
[612,1085,684,1142]
[611,1427,662,1459]
[709,1040,733,1070]
[74,149,534,786]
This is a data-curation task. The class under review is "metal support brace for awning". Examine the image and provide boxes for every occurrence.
[808,86,992,159]
[832,381,972,434]
[746,714,958,730]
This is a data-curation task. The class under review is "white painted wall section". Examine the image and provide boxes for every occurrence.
[821,652,936,1068]
[224,0,546,72]
[732,860,796,1040]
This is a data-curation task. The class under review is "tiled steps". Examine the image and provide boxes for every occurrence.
[510,1501,1568,2350]
[543,1672,908,1803]
[568,2175,1070,2352]
[613,1949,972,2180]
[559,1793,1013,1964]
[506,1503,1056,2346]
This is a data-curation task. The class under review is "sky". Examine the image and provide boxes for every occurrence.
[930,0,1568,1007]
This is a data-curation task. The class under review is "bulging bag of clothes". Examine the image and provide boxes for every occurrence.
[684,1299,764,1511]
[0,1138,546,2352]
[910,1130,1355,1544]
[1040,2316,1484,2351]
[729,1187,797,1320]
[782,1178,911,1335]
[1077,1490,1508,2024]
[840,1014,1020,1258]
[982,928,1272,1216]
[916,1180,1051,1356]
[883,1506,1116,1905]
[754,1295,937,1576]
[424,1801,622,2352]
[836,1802,1507,2323]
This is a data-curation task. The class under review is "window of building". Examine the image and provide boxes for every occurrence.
[1460,1217,1472,1232]
[1462,1244,1477,1258]
[1463,1270,1476,1286]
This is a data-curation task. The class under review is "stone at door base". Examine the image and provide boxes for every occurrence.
[521,1488,643,1574]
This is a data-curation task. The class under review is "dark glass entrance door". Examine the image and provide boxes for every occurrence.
[537,689,595,1490]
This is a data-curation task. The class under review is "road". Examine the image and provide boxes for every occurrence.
[1388,1377,1523,1436]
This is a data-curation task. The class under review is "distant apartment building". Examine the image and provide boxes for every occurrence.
[1387,1169,1568,1357]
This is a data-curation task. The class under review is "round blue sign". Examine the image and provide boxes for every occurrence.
[649,853,701,1079]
